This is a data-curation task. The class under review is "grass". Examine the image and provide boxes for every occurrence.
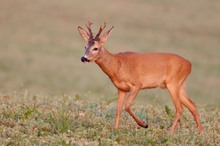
[0,0,220,145]
[0,93,219,145]
[0,0,220,104]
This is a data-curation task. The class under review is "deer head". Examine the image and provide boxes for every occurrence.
[78,19,114,63]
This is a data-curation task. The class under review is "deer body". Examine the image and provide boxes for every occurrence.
[96,50,190,91]
[78,20,203,133]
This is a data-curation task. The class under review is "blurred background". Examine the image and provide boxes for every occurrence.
[0,0,219,107]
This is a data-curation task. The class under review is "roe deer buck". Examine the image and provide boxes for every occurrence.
[78,20,203,133]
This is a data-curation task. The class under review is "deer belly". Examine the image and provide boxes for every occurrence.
[112,80,130,91]
[141,76,167,89]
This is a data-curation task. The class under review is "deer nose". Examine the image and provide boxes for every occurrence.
[81,56,89,62]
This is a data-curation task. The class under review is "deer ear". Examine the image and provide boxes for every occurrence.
[78,26,89,41]
[100,26,114,42]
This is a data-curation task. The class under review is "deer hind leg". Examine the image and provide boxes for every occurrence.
[179,86,203,133]
[167,84,183,133]
[125,87,148,128]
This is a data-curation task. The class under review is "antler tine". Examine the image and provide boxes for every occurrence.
[86,18,93,38]
[103,21,107,30]
[95,21,107,38]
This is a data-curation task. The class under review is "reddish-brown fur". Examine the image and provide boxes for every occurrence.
[78,20,202,133]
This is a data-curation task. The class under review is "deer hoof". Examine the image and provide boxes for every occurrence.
[141,121,148,128]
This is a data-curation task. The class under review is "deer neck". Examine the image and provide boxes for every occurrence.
[95,47,118,79]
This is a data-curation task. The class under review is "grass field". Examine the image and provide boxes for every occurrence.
[0,0,220,145]
[0,94,219,145]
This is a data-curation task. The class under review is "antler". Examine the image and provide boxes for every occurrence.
[86,18,93,39]
[95,21,107,38]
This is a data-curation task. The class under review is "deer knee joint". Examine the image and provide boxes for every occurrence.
[125,104,131,112]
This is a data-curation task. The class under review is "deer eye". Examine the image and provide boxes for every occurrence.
[93,48,98,51]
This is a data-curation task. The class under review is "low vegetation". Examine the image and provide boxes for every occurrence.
[0,93,219,145]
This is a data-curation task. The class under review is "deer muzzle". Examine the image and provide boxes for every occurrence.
[81,56,90,62]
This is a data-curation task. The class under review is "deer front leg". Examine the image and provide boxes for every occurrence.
[125,87,148,128]
[114,90,127,129]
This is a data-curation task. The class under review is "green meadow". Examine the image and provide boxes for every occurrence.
[0,0,220,145]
